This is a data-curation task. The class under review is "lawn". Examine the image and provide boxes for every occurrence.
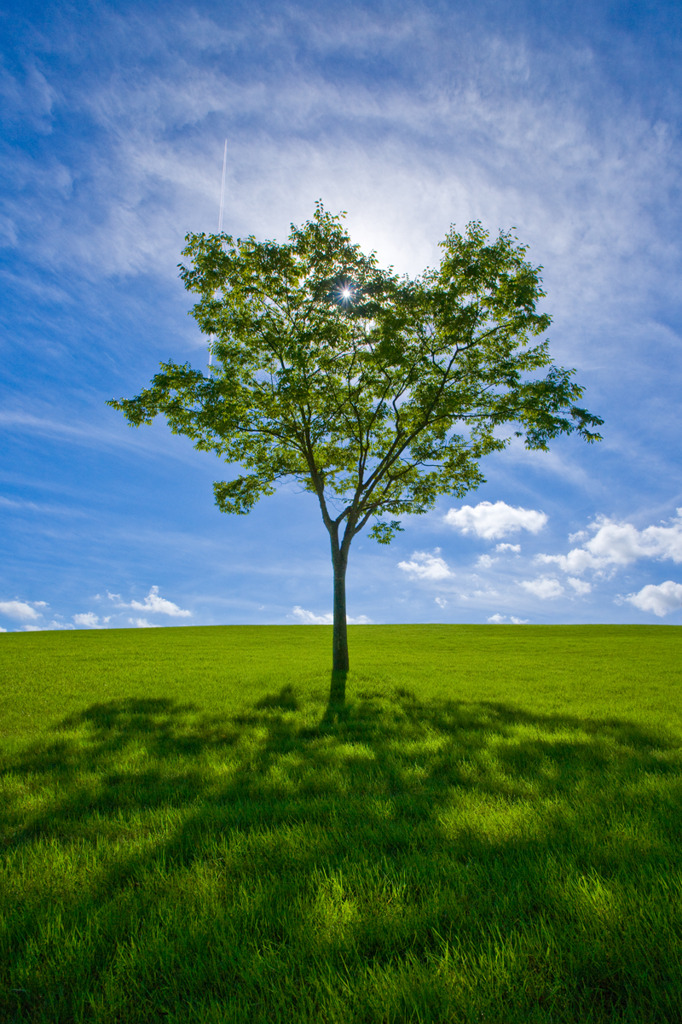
[1,624,681,1023]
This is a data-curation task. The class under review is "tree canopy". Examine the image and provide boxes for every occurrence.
[110,203,602,700]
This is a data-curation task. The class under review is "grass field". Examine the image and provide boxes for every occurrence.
[1,624,681,1023]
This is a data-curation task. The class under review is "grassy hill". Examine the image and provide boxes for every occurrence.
[1,625,681,1022]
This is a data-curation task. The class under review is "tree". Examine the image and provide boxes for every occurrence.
[109,203,602,706]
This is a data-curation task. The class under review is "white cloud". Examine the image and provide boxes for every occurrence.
[626,581,682,618]
[23,624,44,631]
[73,612,100,627]
[293,607,332,624]
[0,600,41,622]
[444,501,547,539]
[292,606,372,624]
[520,576,564,600]
[114,585,191,617]
[567,577,592,595]
[537,548,598,575]
[495,543,521,553]
[476,554,498,569]
[538,509,682,576]
[130,586,191,617]
[435,597,448,608]
[488,613,530,624]
[129,617,160,628]
[0,626,7,632]
[8,2,676,328]
[397,549,452,580]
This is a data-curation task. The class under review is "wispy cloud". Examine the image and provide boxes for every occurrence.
[7,3,679,338]
[476,554,498,569]
[291,606,372,624]
[567,577,592,596]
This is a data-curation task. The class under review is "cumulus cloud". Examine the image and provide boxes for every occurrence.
[397,549,452,580]
[476,554,497,569]
[488,613,529,624]
[292,606,372,624]
[112,586,191,617]
[495,543,521,553]
[538,509,682,576]
[293,607,332,624]
[520,576,564,600]
[129,617,160,628]
[130,586,191,617]
[0,600,41,622]
[435,597,448,608]
[625,581,682,618]
[73,612,100,627]
[444,501,547,539]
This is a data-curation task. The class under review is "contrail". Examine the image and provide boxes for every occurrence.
[218,139,227,233]
[209,139,228,369]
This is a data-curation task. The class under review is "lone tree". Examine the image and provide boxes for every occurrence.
[110,204,602,702]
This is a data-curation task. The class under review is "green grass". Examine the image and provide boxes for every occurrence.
[1,624,681,1023]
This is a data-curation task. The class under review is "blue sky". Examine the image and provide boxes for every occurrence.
[2,0,681,632]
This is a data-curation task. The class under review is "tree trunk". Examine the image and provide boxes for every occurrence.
[331,541,349,674]
[322,527,349,715]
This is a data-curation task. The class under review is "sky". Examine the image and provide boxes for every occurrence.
[1,0,682,633]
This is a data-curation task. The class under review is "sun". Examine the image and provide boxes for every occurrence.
[337,281,355,304]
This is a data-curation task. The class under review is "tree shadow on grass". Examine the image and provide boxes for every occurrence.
[254,683,299,711]
[4,685,679,853]
[2,685,681,1022]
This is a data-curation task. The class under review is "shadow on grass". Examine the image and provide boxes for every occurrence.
[2,685,681,1022]
[320,669,350,726]
[3,684,680,853]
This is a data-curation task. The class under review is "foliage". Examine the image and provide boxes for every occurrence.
[109,204,602,548]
